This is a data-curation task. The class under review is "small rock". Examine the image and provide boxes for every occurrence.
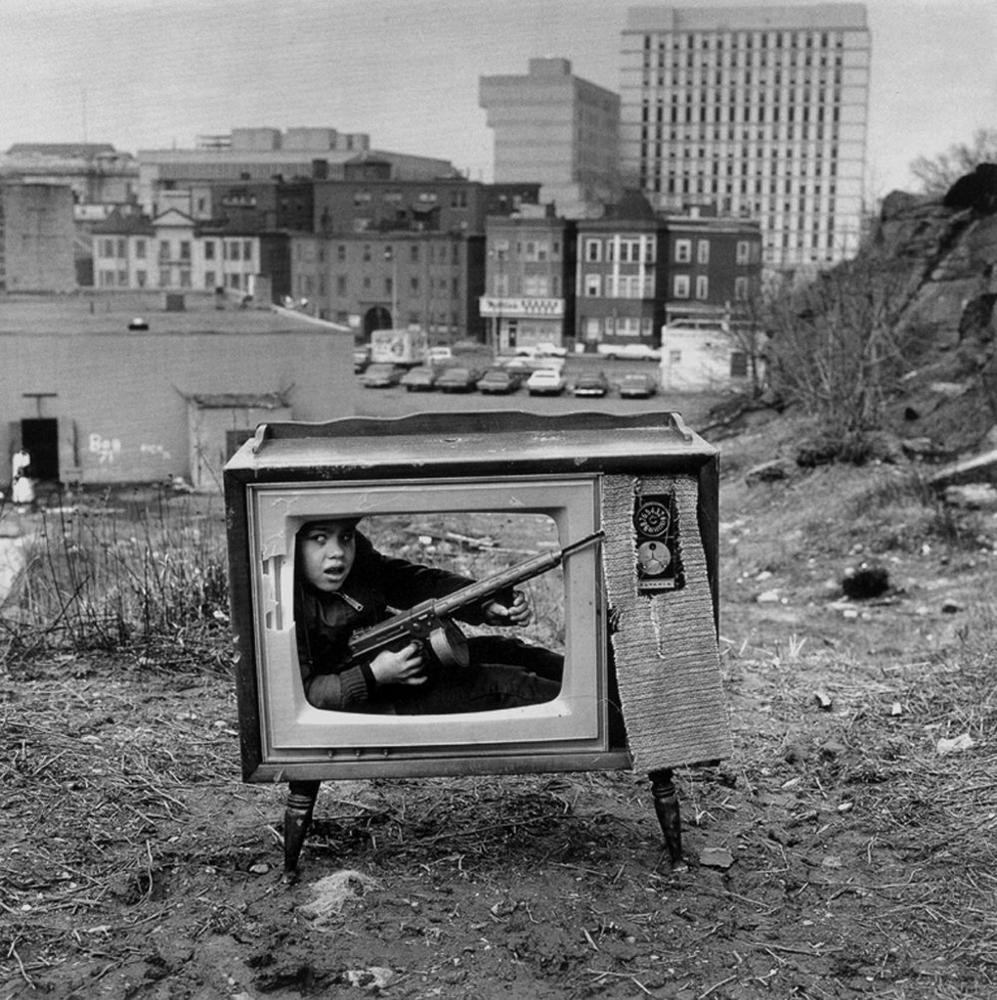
[814,690,833,711]
[937,734,975,755]
[941,598,963,614]
[699,846,734,870]
[756,589,781,604]
[944,483,997,510]
[745,459,791,485]
[841,563,890,599]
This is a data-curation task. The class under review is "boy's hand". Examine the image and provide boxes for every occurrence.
[482,589,533,627]
[370,642,426,685]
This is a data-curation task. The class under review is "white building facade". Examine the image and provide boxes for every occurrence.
[620,4,871,272]
[92,209,259,294]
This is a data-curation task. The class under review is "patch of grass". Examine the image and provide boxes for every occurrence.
[1,493,230,667]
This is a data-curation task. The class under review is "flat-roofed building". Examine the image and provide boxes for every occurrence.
[620,4,870,271]
[0,182,77,293]
[0,292,351,489]
[138,127,458,217]
[480,58,621,218]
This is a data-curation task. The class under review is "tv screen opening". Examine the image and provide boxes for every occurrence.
[246,475,614,770]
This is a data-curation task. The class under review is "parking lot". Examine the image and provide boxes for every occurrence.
[352,352,725,428]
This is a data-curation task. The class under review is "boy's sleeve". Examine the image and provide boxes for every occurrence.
[302,662,375,711]
[295,590,377,710]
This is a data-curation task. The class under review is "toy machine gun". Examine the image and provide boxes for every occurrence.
[347,531,604,669]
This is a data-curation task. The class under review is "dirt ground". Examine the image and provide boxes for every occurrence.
[2,412,995,1000]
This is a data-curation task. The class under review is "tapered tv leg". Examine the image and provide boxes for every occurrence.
[283,780,321,879]
[650,768,686,869]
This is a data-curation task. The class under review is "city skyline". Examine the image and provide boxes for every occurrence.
[2,0,994,200]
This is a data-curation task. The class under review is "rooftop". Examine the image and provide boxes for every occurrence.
[0,292,346,337]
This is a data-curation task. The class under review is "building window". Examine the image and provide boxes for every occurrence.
[584,274,601,296]
[205,271,215,289]
[116,239,126,258]
[696,275,709,299]
[243,240,253,262]
[337,274,347,296]
[730,351,748,377]
[136,270,147,287]
[136,239,146,259]
[159,241,170,262]
[410,276,420,293]
[337,244,346,262]
[362,244,371,262]
[584,239,602,262]
[674,239,692,263]
[180,269,192,288]
[159,267,171,286]
[411,244,420,262]
[674,274,690,298]
[180,241,191,262]
[669,350,682,365]
[736,240,751,264]
[697,239,710,264]
[204,240,215,261]
[523,274,549,296]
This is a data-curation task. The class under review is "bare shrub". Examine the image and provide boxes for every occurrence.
[764,258,919,459]
[1,495,230,664]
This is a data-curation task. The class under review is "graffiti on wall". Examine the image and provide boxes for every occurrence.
[88,434,121,465]
[88,435,173,465]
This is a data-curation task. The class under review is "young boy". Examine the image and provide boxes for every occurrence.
[294,518,563,714]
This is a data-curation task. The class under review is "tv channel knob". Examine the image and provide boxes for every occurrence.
[637,540,671,577]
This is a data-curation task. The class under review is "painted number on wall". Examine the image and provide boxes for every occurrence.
[89,433,122,464]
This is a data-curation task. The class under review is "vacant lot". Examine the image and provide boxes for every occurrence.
[1,405,994,1000]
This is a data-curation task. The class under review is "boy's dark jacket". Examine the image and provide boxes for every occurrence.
[295,531,505,710]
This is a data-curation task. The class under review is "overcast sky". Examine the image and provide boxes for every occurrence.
[2,0,994,199]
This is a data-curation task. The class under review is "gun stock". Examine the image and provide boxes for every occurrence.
[346,530,603,670]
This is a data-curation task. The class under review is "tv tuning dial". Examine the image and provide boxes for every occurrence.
[635,499,670,538]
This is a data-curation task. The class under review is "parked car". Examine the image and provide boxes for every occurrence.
[400,365,440,392]
[360,362,404,388]
[353,346,371,373]
[596,343,661,362]
[515,342,568,359]
[526,368,567,396]
[617,372,658,399]
[426,346,454,364]
[478,366,527,395]
[572,371,610,398]
[436,366,482,393]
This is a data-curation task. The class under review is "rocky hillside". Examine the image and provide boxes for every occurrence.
[865,165,997,457]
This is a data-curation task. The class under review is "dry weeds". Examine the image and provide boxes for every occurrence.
[1,434,995,998]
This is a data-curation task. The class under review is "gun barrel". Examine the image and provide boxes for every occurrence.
[433,530,603,618]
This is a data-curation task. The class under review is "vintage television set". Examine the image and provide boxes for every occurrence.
[224,410,730,874]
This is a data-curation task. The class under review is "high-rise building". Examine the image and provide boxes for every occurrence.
[620,4,871,271]
[479,58,622,218]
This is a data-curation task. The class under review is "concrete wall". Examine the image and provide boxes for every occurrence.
[1,183,76,293]
[1,328,353,486]
[659,326,760,393]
